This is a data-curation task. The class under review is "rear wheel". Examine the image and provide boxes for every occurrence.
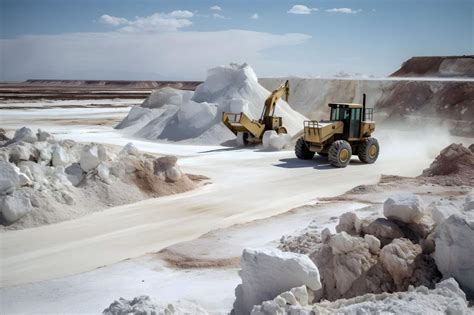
[295,137,315,160]
[328,140,352,168]
[358,138,379,163]
[236,132,249,146]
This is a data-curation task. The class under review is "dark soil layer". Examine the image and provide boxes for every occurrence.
[391,56,474,78]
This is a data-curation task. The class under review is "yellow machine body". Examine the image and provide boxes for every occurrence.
[222,80,290,143]
[295,94,379,168]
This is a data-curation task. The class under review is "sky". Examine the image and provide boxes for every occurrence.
[0,0,472,80]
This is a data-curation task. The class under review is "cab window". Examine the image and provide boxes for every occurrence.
[331,107,350,121]
[351,108,361,121]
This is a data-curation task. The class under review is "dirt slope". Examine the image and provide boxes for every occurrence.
[260,78,474,136]
[390,56,474,78]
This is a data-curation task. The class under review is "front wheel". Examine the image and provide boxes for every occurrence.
[358,138,379,163]
[328,140,352,168]
[295,137,315,160]
[236,132,249,146]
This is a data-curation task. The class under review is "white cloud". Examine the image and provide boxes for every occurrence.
[0,30,311,80]
[167,10,194,18]
[250,13,259,20]
[99,11,194,33]
[212,13,226,19]
[326,8,361,14]
[210,5,222,11]
[99,15,129,26]
[287,5,318,15]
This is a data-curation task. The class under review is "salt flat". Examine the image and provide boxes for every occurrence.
[0,93,464,288]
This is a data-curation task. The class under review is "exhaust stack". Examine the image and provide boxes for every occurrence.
[362,93,366,121]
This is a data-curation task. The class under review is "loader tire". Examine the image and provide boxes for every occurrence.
[358,137,379,164]
[295,137,315,160]
[328,140,352,168]
[236,132,249,146]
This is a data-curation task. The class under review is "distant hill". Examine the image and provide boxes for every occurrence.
[390,56,474,78]
[0,80,202,100]
[23,80,202,90]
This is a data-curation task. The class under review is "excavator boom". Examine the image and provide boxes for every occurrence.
[222,80,290,145]
[260,80,289,122]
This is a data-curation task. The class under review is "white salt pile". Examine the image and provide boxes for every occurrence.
[251,278,469,315]
[0,127,204,230]
[103,296,208,315]
[116,63,306,146]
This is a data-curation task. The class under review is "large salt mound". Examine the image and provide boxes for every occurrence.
[116,63,306,145]
[0,127,204,230]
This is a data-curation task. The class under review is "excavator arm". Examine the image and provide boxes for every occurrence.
[259,80,289,123]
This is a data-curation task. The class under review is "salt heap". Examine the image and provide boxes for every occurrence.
[0,127,203,230]
[116,63,306,146]
[103,295,209,315]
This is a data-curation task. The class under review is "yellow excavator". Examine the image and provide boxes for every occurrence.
[222,80,289,145]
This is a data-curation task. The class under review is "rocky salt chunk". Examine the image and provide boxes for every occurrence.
[0,161,20,195]
[51,146,70,167]
[165,166,183,182]
[9,144,33,164]
[335,212,363,236]
[233,247,321,315]
[97,163,111,184]
[39,147,52,164]
[322,232,378,295]
[431,202,460,225]
[153,156,183,182]
[380,238,421,287]
[36,129,52,142]
[64,163,84,186]
[80,145,101,172]
[1,190,32,224]
[18,172,32,187]
[362,218,404,246]
[433,212,474,296]
[251,285,310,315]
[13,127,36,143]
[464,193,474,211]
[120,142,140,157]
[364,234,381,254]
[153,156,177,173]
[383,193,425,224]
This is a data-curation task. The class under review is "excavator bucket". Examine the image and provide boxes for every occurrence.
[222,112,265,138]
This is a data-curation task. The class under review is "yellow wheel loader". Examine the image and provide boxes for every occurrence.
[222,80,289,145]
[295,94,379,168]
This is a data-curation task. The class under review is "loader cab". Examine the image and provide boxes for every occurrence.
[329,103,363,139]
